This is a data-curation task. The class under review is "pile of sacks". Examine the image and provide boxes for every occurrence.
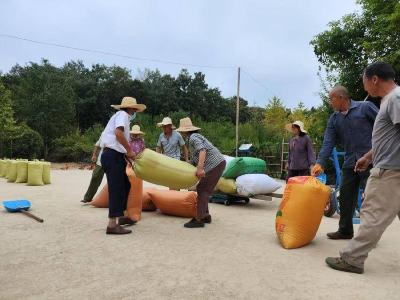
[215,155,281,197]
[0,159,51,186]
[90,168,197,221]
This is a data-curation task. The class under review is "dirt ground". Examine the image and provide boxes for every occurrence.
[1,169,400,300]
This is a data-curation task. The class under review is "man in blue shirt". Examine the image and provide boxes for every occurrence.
[156,117,189,162]
[312,86,378,240]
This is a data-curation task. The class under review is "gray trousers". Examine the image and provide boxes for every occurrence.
[340,167,400,268]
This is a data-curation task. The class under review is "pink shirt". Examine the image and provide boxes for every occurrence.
[129,138,146,156]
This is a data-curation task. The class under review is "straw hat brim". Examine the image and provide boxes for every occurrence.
[285,123,307,133]
[176,125,201,132]
[157,122,176,129]
[130,130,145,135]
[111,103,146,112]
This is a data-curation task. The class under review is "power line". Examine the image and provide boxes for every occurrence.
[0,33,236,70]
[241,68,276,96]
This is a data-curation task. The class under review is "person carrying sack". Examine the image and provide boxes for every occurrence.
[176,117,225,228]
[100,97,146,235]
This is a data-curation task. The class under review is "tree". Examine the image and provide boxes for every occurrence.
[264,96,290,141]
[6,60,76,158]
[0,81,18,156]
[311,0,400,100]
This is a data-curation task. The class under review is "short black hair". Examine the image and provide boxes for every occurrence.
[364,62,396,81]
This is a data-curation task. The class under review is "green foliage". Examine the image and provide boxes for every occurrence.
[311,0,400,99]
[264,96,290,142]
[10,123,44,159]
[51,124,104,162]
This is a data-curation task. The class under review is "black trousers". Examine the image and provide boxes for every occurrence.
[338,167,371,234]
[101,148,131,218]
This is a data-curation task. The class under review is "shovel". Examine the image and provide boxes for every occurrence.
[2,199,44,223]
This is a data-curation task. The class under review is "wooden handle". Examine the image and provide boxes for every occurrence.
[20,210,44,223]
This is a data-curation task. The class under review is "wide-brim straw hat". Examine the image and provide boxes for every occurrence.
[130,125,145,135]
[111,97,146,112]
[157,117,176,129]
[175,117,201,132]
[285,120,307,133]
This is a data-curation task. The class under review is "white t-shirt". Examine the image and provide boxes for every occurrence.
[100,111,130,153]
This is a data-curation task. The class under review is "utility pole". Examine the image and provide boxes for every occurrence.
[235,67,241,157]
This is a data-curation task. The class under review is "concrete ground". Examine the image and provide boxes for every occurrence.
[1,169,400,300]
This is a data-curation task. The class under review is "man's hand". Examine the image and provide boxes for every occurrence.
[354,156,371,172]
[126,150,136,160]
[196,167,205,179]
[91,154,97,163]
[311,164,324,176]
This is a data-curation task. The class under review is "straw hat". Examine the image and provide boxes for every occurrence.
[111,97,146,112]
[157,117,176,129]
[130,125,145,135]
[285,120,307,133]
[175,117,201,132]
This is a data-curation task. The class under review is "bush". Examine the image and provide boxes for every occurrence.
[1,124,44,159]
[50,124,103,162]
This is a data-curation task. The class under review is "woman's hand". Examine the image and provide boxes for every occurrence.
[196,167,205,179]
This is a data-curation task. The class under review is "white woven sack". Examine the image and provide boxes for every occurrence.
[236,174,281,196]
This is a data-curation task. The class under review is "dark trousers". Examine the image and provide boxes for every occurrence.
[339,167,371,234]
[286,169,310,182]
[196,161,226,219]
[83,165,105,202]
[101,148,131,218]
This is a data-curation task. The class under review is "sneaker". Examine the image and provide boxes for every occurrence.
[202,215,212,224]
[325,257,364,274]
[327,231,354,240]
[106,225,132,235]
[118,217,137,226]
[184,218,205,228]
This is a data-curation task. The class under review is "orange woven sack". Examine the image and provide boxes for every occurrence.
[91,185,109,208]
[149,190,197,218]
[125,167,143,221]
[142,189,157,211]
[275,176,331,249]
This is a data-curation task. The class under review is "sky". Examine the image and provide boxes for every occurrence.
[0,0,359,108]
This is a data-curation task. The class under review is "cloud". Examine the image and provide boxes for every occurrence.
[0,0,359,108]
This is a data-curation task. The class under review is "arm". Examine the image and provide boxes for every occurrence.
[196,149,206,178]
[91,145,101,163]
[115,127,135,159]
[156,136,162,153]
[354,149,373,172]
[182,145,189,162]
[316,115,337,168]
[286,140,291,170]
[306,136,316,167]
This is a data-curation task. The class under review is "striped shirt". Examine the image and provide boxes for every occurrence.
[188,133,224,173]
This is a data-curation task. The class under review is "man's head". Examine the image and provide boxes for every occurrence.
[328,86,351,111]
[123,108,138,116]
[162,124,173,135]
[363,62,396,97]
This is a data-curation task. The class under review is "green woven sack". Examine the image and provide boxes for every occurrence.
[15,161,28,183]
[222,157,266,179]
[7,161,18,183]
[27,162,44,186]
[42,162,51,184]
[0,160,5,178]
